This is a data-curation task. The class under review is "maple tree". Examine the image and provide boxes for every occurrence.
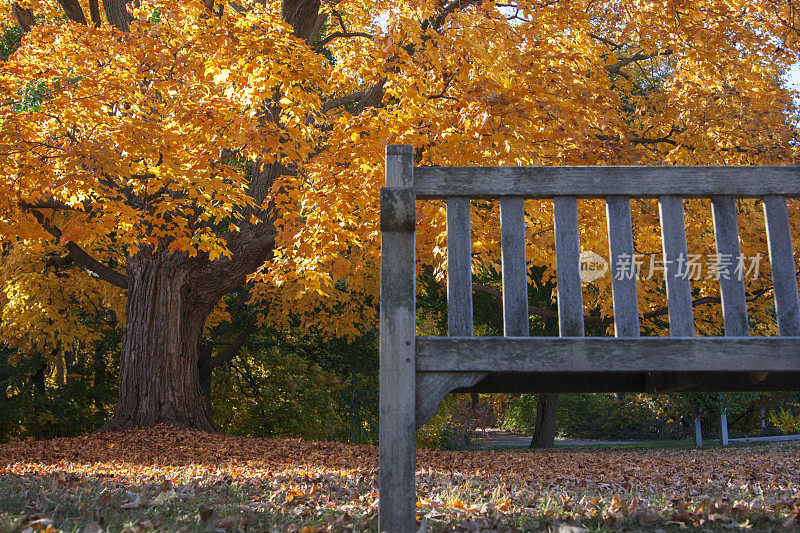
[1,0,799,431]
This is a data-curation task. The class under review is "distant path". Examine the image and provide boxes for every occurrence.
[468,429,800,449]
[468,430,640,449]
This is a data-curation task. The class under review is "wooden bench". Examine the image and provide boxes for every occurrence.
[378,144,800,532]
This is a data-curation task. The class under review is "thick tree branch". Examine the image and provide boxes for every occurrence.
[208,317,256,369]
[589,33,622,50]
[22,205,128,290]
[353,77,386,115]
[596,133,680,147]
[57,0,87,24]
[604,48,673,76]
[422,0,484,33]
[321,91,365,113]
[193,223,277,299]
[102,0,133,31]
[19,199,84,211]
[88,0,102,26]
[11,4,35,34]
[315,31,373,51]
[281,0,321,41]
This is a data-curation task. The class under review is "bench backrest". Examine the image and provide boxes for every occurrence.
[377,144,800,532]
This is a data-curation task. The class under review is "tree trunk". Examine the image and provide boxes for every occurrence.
[32,356,47,397]
[92,343,107,419]
[529,393,558,448]
[102,251,215,431]
[197,344,215,426]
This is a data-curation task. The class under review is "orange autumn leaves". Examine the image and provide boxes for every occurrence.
[1,0,800,350]
[2,427,800,531]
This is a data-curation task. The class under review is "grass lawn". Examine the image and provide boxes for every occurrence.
[1,426,799,532]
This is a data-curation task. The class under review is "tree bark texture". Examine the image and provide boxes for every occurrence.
[88,0,102,26]
[103,251,217,431]
[11,4,35,33]
[530,393,558,448]
[57,0,87,24]
[102,0,132,31]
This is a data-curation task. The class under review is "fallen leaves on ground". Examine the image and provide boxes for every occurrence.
[1,426,799,532]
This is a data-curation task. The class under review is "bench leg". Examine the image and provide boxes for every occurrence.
[380,145,417,532]
[379,371,416,532]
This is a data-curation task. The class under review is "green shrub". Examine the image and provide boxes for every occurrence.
[212,351,347,440]
[769,408,800,435]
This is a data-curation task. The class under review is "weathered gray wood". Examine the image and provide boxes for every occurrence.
[763,196,800,336]
[414,166,800,199]
[379,145,416,533]
[692,404,703,447]
[711,196,749,337]
[659,196,695,337]
[720,409,729,446]
[447,197,473,336]
[606,196,639,337]
[416,336,800,372]
[553,197,585,336]
[660,195,698,447]
[380,187,416,232]
[406,197,486,429]
[459,371,800,393]
[415,373,485,428]
[501,197,529,336]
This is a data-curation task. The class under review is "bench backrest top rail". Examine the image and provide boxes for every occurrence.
[412,165,800,198]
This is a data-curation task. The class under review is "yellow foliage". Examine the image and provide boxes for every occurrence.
[1,0,799,350]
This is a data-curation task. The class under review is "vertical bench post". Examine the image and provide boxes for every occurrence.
[448,197,473,337]
[501,197,529,337]
[711,195,748,446]
[763,196,800,336]
[553,197,585,337]
[606,196,640,337]
[659,196,701,446]
[379,145,416,533]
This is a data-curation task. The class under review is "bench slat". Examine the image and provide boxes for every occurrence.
[554,197,585,336]
[763,195,800,336]
[414,166,800,198]
[659,196,695,337]
[711,196,749,336]
[606,196,640,337]
[416,337,800,372]
[500,197,529,336]
[447,197,473,336]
